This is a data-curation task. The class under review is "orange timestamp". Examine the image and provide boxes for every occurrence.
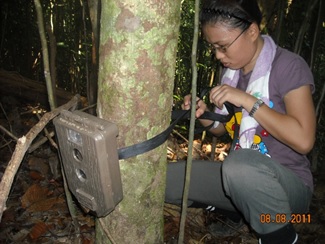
[260,213,311,224]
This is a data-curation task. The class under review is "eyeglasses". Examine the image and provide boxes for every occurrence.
[207,27,249,54]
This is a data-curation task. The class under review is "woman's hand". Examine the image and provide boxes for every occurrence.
[182,94,227,136]
[182,94,208,118]
[209,84,254,109]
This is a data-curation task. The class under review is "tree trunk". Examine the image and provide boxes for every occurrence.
[96,0,181,243]
[258,0,277,32]
[272,0,287,44]
[310,0,324,70]
[294,0,319,55]
[87,0,101,115]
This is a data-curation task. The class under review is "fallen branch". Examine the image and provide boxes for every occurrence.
[35,113,58,150]
[28,131,55,153]
[0,125,18,141]
[0,69,87,107]
[0,95,80,222]
[0,102,12,132]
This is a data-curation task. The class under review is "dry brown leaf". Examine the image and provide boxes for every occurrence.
[21,184,49,208]
[28,156,49,175]
[29,171,45,180]
[29,221,48,240]
[78,216,95,227]
[164,203,181,217]
[81,237,93,244]
[27,196,65,212]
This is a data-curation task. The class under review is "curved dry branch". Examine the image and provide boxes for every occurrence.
[0,95,80,222]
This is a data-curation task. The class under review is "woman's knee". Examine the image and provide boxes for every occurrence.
[221,149,264,193]
[222,149,255,177]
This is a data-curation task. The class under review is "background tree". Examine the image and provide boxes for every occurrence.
[86,0,101,115]
[95,0,181,242]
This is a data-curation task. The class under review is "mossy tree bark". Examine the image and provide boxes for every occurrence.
[96,0,181,243]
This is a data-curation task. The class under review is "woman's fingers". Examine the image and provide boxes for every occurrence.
[210,85,225,108]
[182,95,192,110]
[182,95,208,118]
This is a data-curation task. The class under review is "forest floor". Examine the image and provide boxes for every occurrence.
[0,96,324,244]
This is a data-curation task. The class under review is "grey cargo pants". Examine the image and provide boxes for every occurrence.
[165,149,312,234]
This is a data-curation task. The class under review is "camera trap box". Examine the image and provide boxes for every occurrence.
[53,110,123,217]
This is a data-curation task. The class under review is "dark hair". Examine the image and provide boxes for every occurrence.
[200,0,262,30]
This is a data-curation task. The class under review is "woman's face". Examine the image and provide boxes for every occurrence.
[202,22,258,72]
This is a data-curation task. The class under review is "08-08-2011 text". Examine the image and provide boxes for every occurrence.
[260,213,311,224]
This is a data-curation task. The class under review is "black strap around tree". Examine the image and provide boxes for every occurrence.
[117,102,234,160]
